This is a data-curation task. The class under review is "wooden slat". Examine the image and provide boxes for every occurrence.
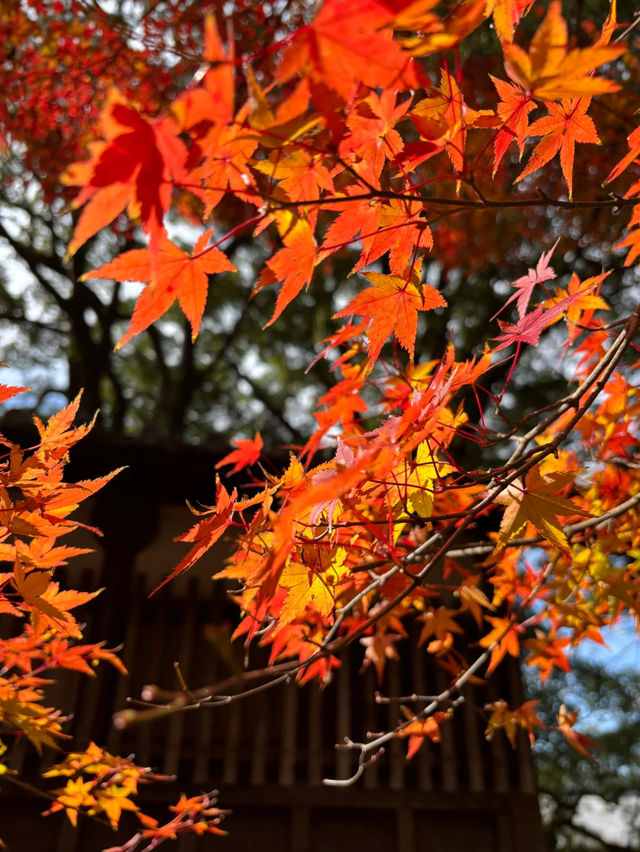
[56,819,79,852]
[106,575,145,755]
[396,807,415,852]
[290,805,310,852]
[507,658,537,794]
[163,581,198,776]
[279,679,298,786]
[249,690,269,785]
[335,647,351,780]
[362,666,379,789]
[193,593,219,785]
[387,659,404,791]
[411,638,433,791]
[307,683,323,785]
[222,697,241,785]
[485,677,510,793]
[462,684,485,792]
[136,592,170,766]
[435,666,458,792]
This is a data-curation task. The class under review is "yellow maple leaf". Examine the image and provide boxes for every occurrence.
[495,466,590,552]
[406,443,453,518]
[279,546,348,623]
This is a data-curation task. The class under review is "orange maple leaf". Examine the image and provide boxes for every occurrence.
[0,383,29,406]
[277,0,418,101]
[485,698,544,746]
[398,705,452,759]
[215,432,263,475]
[83,231,235,348]
[524,631,571,680]
[394,0,489,56]
[517,98,600,198]
[502,1,623,101]
[557,705,599,762]
[334,270,446,364]
[491,76,535,175]
[152,479,237,595]
[479,615,521,673]
[261,218,317,326]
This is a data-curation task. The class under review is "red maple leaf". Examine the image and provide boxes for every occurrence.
[67,100,187,257]
[216,433,263,475]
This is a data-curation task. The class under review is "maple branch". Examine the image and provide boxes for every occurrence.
[445,491,640,559]
[320,311,639,655]
[262,187,639,214]
[322,557,558,786]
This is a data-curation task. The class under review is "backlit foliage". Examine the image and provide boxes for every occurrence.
[2,0,640,846]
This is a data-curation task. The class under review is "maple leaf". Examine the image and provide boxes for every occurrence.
[0,686,67,752]
[0,384,29,406]
[261,218,317,326]
[417,606,463,647]
[556,705,598,762]
[411,68,494,174]
[495,466,590,552]
[334,270,446,364]
[83,231,235,348]
[403,442,452,518]
[13,561,73,627]
[485,698,544,747]
[492,240,558,321]
[96,787,139,829]
[46,778,97,827]
[253,149,334,202]
[277,0,418,101]
[66,99,187,258]
[490,0,535,43]
[360,632,400,683]
[516,98,600,198]
[152,478,237,595]
[398,705,452,759]
[493,287,591,351]
[320,190,385,263]
[491,76,535,175]
[34,392,95,460]
[215,432,263,475]
[279,546,349,624]
[613,210,640,267]
[394,0,489,56]
[502,1,624,101]
[457,574,495,627]
[45,639,126,676]
[479,616,521,673]
[339,89,409,179]
[30,583,102,639]
[605,125,640,186]
[524,631,571,680]
[354,199,433,276]
[545,271,610,344]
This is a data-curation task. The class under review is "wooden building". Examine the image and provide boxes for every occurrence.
[0,433,545,852]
